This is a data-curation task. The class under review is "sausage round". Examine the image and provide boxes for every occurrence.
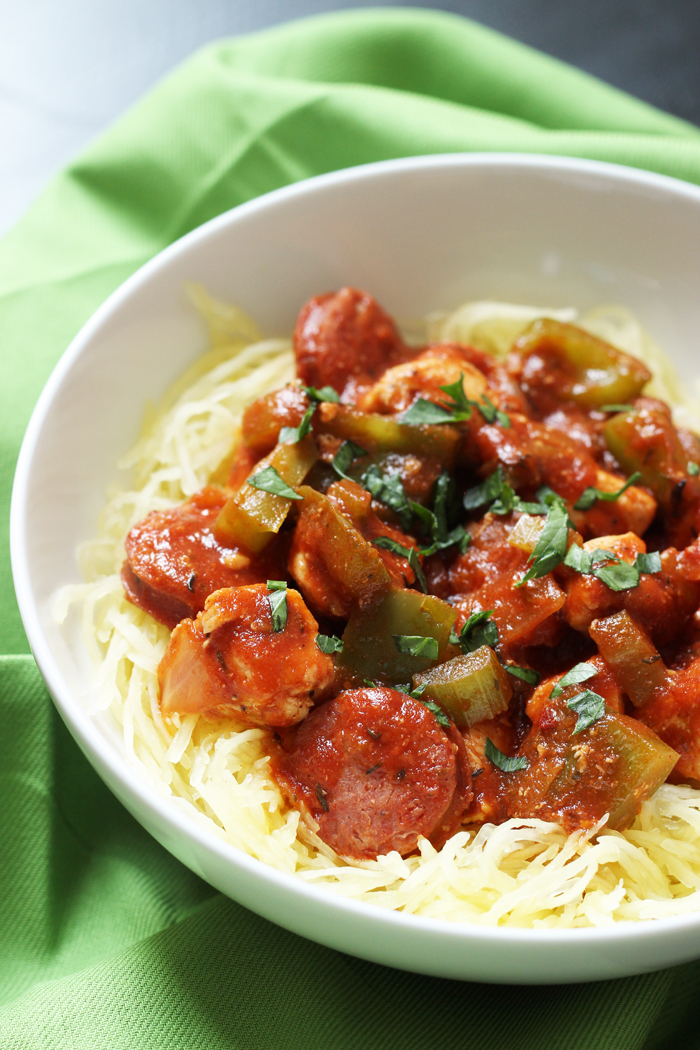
[273,686,472,860]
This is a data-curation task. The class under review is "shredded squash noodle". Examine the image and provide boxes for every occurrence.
[55,289,700,928]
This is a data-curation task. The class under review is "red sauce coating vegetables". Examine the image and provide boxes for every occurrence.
[122,286,700,859]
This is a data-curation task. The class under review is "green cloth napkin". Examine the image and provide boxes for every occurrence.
[4,8,700,1047]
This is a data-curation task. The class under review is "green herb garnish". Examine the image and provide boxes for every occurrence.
[567,689,606,735]
[279,404,315,444]
[485,738,528,773]
[563,546,661,592]
[450,610,499,653]
[475,394,511,428]
[401,374,510,428]
[418,697,451,728]
[463,467,509,512]
[505,665,540,686]
[392,635,440,659]
[573,472,641,511]
[316,633,344,655]
[248,466,302,500]
[395,682,428,700]
[331,440,368,481]
[362,465,412,531]
[600,404,635,413]
[303,385,340,403]
[400,400,456,425]
[635,551,662,574]
[267,580,288,632]
[372,536,427,593]
[550,661,597,699]
[517,500,570,586]
[411,472,470,556]
[689,462,700,477]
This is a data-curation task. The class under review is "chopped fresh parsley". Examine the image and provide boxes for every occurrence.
[550,661,597,699]
[401,374,510,428]
[392,634,440,659]
[475,395,511,428]
[372,536,427,593]
[279,404,315,444]
[248,466,302,500]
[450,610,499,653]
[303,385,340,404]
[395,682,428,700]
[399,399,458,426]
[463,467,509,513]
[573,471,641,511]
[485,737,528,773]
[316,633,344,655]
[418,697,451,728]
[566,689,606,735]
[266,580,288,632]
[331,440,368,481]
[635,551,662,574]
[517,500,570,586]
[505,665,540,686]
[463,466,546,517]
[563,545,661,592]
[362,465,412,531]
[689,462,700,477]
[411,472,470,556]
[592,560,641,592]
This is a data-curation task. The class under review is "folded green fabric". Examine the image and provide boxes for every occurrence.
[3,8,700,1047]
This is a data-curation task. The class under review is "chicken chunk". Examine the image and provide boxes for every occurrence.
[358,343,487,414]
[560,533,700,644]
[158,584,334,727]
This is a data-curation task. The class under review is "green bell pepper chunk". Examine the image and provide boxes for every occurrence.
[338,587,458,684]
[603,403,692,510]
[318,404,458,465]
[413,646,512,728]
[590,611,667,707]
[215,434,317,552]
[516,318,651,408]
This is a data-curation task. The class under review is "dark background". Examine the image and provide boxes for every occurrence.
[2,0,700,237]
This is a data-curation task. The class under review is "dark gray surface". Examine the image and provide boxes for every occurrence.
[2,0,700,237]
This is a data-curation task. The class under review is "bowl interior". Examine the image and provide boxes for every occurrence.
[12,153,700,983]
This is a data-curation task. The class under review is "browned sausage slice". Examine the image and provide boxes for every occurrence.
[122,486,285,629]
[273,686,472,860]
[293,287,409,402]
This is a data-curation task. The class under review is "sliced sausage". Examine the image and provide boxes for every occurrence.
[122,486,285,629]
[293,287,409,402]
[273,686,472,860]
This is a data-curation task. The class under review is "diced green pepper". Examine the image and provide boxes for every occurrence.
[338,587,458,683]
[509,706,678,831]
[603,403,693,510]
[293,485,391,609]
[215,435,317,552]
[318,404,458,466]
[515,319,651,408]
[413,646,512,728]
[590,611,667,706]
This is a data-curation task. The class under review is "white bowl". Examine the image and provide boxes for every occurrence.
[11,153,700,984]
